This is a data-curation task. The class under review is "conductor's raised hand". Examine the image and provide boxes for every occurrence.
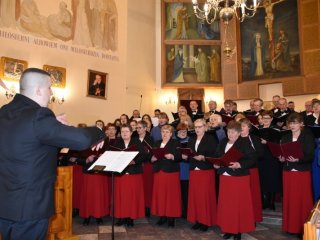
[91,140,104,151]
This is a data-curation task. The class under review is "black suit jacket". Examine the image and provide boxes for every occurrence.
[187,133,218,170]
[281,128,315,171]
[0,94,105,221]
[152,138,181,173]
[215,137,257,176]
[113,137,145,174]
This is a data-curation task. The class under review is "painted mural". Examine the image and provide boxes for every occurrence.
[0,0,118,52]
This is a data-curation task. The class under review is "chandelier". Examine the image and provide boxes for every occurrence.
[191,0,260,24]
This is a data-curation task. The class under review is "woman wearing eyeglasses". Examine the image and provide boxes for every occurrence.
[258,110,282,210]
[136,120,154,218]
[182,119,218,232]
[279,113,314,236]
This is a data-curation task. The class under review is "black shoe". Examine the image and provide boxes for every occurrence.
[72,208,79,218]
[145,208,150,218]
[199,224,208,232]
[96,218,103,225]
[82,217,90,226]
[223,233,234,239]
[168,217,175,228]
[156,216,167,225]
[126,218,134,227]
[116,218,126,226]
[191,222,201,230]
[234,233,241,240]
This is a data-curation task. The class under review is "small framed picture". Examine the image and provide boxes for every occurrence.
[43,65,66,88]
[0,57,28,81]
[87,69,108,99]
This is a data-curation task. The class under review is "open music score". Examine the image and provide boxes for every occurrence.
[88,151,139,173]
[205,147,243,167]
[177,147,198,157]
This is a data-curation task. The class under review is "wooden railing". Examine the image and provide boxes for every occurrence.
[304,199,320,240]
[47,166,79,240]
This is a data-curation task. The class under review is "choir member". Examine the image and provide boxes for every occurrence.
[207,114,226,142]
[280,113,314,235]
[176,122,190,219]
[151,112,170,142]
[304,99,320,202]
[188,100,204,122]
[79,149,109,225]
[215,121,257,240]
[142,114,153,131]
[183,119,218,232]
[137,120,154,217]
[113,124,145,227]
[151,124,182,227]
[239,118,264,223]
[205,100,220,118]
[258,110,282,210]
[300,100,313,123]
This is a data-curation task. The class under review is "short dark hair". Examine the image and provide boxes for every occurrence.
[226,120,241,132]
[21,68,50,78]
[286,112,303,124]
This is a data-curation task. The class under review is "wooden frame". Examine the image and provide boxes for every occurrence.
[87,69,108,99]
[162,0,222,88]
[0,56,28,81]
[239,0,301,82]
[43,65,66,88]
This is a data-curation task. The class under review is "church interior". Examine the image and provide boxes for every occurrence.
[0,0,320,239]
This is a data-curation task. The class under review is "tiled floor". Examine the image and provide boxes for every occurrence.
[72,207,301,240]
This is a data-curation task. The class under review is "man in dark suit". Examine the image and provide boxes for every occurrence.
[0,68,105,240]
[188,100,204,122]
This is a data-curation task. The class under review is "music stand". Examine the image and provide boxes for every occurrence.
[88,151,139,240]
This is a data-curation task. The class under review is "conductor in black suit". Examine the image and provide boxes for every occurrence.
[0,68,105,240]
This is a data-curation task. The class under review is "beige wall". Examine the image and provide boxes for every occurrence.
[0,0,158,126]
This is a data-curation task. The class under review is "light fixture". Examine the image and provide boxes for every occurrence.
[192,0,260,24]
[5,85,16,100]
[50,89,65,104]
[165,96,176,105]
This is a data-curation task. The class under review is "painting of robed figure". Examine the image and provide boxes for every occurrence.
[164,2,220,40]
[240,0,300,81]
[164,44,221,85]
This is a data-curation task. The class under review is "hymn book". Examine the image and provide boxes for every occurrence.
[205,147,243,167]
[266,141,304,159]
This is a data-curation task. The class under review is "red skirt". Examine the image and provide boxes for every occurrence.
[151,171,181,217]
[282,171,313,234]
[249,168,262,222]
[187,169,217,226]
[79,173,110,218]
[217,175,255,234]
[72,165,83,209]
[142,162,153,208]
[114,174,145,219]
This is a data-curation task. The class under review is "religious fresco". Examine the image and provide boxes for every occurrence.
[164,2,220,40]
[165,44,221,84]
[0,0,118,52]
[162,1,222,87]
[240,0,300,81]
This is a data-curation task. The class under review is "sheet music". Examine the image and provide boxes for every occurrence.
[88,151,139,173]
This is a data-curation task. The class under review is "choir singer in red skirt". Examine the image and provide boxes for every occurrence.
[214,121,257,240]
[182,119,218,231]
[279,113,314,236]
[151,124,182,227]
[113,124,146,227]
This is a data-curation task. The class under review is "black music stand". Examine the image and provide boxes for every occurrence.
[88,151,139,240]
